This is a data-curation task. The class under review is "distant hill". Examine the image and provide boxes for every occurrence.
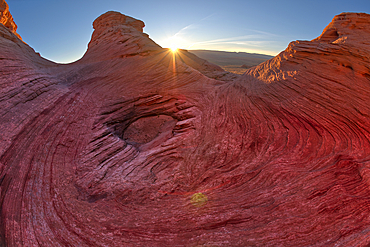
[189,50,274,74]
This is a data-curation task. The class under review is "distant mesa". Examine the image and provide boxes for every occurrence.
[189,49,273,74]
[241,64,253,69]
[2,1,370,246]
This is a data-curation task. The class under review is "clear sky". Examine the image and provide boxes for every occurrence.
[6,0,370,63]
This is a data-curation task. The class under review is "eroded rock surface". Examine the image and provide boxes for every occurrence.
[1,4,370,246]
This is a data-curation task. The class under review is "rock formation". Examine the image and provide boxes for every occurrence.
[1,1,370,245]
[0,0,21,40]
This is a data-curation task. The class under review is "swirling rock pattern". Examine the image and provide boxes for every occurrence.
[1,3,370,246]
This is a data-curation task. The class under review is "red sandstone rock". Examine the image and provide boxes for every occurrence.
[1,3,370,246]
[0,0,21,40]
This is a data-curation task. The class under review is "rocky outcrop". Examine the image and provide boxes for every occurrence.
[0,0,21,40]
[246,12,370,83]
[81,11,161,62]
[1,1,370,245]
[80,11,236,81]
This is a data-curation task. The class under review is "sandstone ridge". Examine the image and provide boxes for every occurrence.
[82,11,161,62]
[1,2,370,246]
[245,12,370,84]
[80,11,236,80]
[0,0,21,40]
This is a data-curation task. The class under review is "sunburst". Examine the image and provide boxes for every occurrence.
[170,45,179,53]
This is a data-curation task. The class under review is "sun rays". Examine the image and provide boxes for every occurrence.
[170,46,179,53]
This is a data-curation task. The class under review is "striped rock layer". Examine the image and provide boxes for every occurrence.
[1,4,370,246]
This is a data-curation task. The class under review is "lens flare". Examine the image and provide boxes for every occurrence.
[190,192,208,207]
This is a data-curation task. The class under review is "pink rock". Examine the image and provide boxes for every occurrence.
[1,1,370,246]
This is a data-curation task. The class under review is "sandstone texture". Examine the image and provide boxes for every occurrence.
[1,4,370,246]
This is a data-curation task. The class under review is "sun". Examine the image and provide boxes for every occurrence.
[162,35,186,53]
[170,45,179,53]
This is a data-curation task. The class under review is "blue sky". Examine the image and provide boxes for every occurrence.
[6,0,370,63]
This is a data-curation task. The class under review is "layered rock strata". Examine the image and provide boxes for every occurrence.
[1,4,370,246]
